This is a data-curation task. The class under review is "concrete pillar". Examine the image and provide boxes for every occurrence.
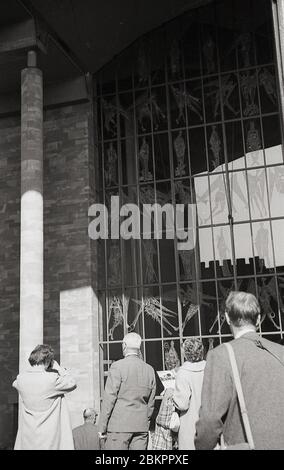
[19,50,43,371]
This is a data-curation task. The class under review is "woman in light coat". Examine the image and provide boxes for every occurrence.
[13,344,76,450]
[173,338,206,450]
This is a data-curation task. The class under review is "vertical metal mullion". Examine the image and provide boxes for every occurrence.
[132,70,146,358]
[233,2,263,334]
[198,12,222,343]
[93,77,105,349]
[165,54,184,359]
[115,68,127,337]
[271,0,284,338]
[185,16,203,341]
[123,79,139,293]
[235,42,259,306]
[98,73,111,370]
[249,76,264,335]
[215,4,238,290]
[148,67,164,346]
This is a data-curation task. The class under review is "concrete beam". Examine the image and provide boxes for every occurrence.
[0,76,89,116]
[0,18,46,56]
[44,76,89,107]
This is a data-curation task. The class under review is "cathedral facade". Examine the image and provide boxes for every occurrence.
[0,0,284,449]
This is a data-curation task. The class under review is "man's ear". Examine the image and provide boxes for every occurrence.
[225,312,230,325]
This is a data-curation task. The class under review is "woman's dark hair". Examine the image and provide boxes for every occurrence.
[28,344,54,369]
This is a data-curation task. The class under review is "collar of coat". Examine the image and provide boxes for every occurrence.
[180,360,206,372]
[235,331,261,342]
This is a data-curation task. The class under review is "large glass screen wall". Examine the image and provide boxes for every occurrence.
[94,0,284,385]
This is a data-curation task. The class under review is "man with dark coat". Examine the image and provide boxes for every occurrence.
[98,332,156,450]
[195,291,284,450]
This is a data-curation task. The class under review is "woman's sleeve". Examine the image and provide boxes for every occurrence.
[173,370,192,412]
[54,368,77,393]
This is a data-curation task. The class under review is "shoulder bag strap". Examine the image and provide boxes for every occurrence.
[248,338,284,367]
[224,342,255,450]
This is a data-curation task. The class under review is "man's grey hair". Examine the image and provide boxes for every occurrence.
[123,332,142,350]
[83,408,97,422]
[225,291,261,327]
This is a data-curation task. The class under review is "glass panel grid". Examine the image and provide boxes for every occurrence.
[95,0,284,374]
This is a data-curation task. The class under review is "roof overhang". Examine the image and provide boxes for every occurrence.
[0,0,213,111]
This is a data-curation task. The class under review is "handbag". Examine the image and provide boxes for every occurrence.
[220,342,255,450]
[169,410,180,433]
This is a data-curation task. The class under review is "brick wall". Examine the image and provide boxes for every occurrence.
[0,101,99,449]
[0,117,21,449]
[43,103,93,354]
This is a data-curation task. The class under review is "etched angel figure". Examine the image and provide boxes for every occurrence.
[172,285,214,333]
[259,68,277,105]
[174,131,186,177]
[246,121,261,152]
[171,84,203,125]
[240,72,259,116]
[105,142,118,186]
[164,341,180,370]
[209,125,222,169]
[128,297,177,335]
[108,296,130,340]
[139,137,152,181]
[108,243,121,285]
[204,74,238,118]
[135,91,165,131]
[101,97,128,135]
[142,239,158,284]
[139,185,171,206]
